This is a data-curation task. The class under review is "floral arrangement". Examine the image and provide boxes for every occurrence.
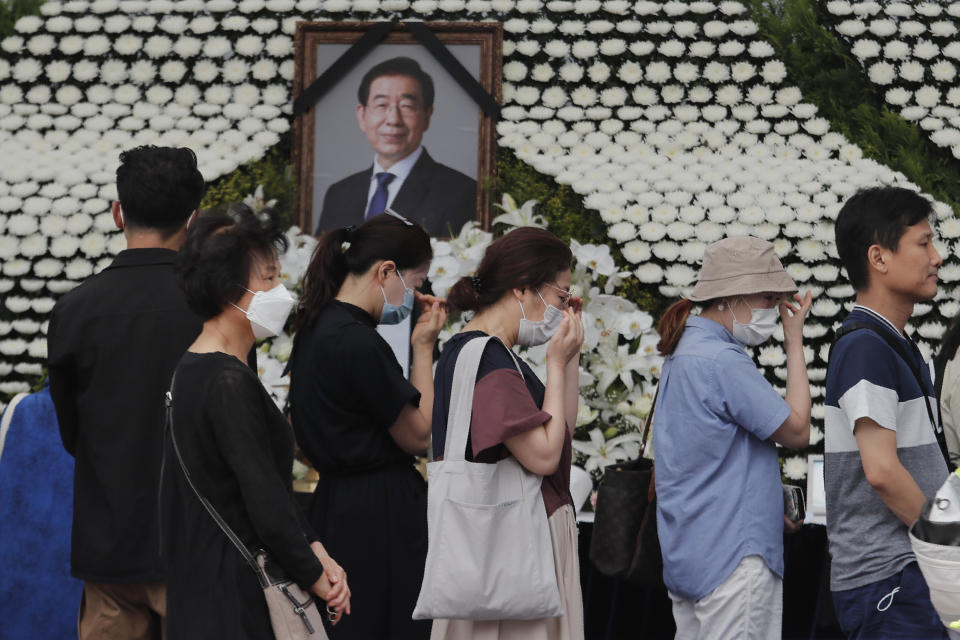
[823,1,960,160]
[1,0,959,481]
[256,192,663,481]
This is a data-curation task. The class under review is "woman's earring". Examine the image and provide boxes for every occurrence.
[718,302,724,311]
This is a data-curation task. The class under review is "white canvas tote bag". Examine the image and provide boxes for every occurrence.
[413,336,563,621]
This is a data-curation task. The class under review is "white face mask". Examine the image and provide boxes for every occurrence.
[517,289,564,348]
[729,297,779,346]
[232,284,296,339]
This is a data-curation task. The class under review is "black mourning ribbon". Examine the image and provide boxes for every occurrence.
[293,20,500,121]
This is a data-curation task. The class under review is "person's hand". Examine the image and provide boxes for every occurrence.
[568,296,584,315]
[547,309,584,366]
[784,514,803,534]
[779,291,812,346]
[411,293,447,349]
[309,541,351,620]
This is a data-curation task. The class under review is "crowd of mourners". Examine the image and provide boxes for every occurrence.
[44,145,956,640]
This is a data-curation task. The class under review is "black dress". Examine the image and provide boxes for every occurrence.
[290,300,431,639]
[163,351,324,639]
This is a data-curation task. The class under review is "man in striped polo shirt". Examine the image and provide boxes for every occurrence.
[825,186,949,639]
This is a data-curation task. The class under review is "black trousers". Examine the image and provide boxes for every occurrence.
[309,465,431,640]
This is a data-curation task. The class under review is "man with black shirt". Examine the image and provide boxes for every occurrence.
[47,146,205,639]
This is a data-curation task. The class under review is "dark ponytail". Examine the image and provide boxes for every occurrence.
[656,299,695,356]
[296,213,432,329]
[446,227,572,313]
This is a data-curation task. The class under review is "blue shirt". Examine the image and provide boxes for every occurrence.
[653,316,791,600]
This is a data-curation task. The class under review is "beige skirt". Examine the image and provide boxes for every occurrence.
[430,503,584,640]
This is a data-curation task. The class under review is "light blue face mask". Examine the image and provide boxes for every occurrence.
[380,270,415,325]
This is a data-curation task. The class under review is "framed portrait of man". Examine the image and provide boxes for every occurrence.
[293,22,502,238]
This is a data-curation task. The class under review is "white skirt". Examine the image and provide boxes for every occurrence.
[429,503,584,640]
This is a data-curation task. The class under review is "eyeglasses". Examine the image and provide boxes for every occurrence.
[542,283,572,309]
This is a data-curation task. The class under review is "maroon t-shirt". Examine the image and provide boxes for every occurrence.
[432,331,573,516]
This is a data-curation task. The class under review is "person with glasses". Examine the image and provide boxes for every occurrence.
[316,56,477,237]
[431,227,586,640]
[289,212,446,639]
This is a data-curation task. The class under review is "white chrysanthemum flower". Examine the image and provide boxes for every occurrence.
[27,34,56,56]
[251,60,278,81]
[851,38,880,59]
[600,39,627,56]
[571,40,598,59]
[515,40,540,56]
[715,85,742,106]
[64,259,94,281]
[899,61,925,83]
[13,58,42,83]
[688,41,715,58]
[931,61,957,83]
[882,40,910,60]
[203,36,232,58]
[143,35,173,58]
[915,86,941,108]
[665,264,697,286]
[782,456,807,480]
[234,34,264,57]
[173,37,202,58]
[718,41,746,57]
[3,256,30,276]
[702,61,730,83]
[621,240,651,263]
[913,41,939,60]
[868,62,895,85]
[159,61,187,83]
[607,222,637,242]
[80,232,108,257]
[50,235,80,258]
[650,240,680,263]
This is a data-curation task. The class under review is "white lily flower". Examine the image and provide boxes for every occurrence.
[573,428,644,473]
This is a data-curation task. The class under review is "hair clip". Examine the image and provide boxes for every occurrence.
[384,207,414,226]
[470,274,482,292]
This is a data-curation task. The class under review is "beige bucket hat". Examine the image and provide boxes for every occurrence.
[688,236,797,302]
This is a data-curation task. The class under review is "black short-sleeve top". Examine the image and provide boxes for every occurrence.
[432,331,574,516]
[290,300,420,474]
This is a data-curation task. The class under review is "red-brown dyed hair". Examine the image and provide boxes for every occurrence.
[656,298,695,356]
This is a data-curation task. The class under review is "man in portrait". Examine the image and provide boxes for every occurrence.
[316,56,478,237]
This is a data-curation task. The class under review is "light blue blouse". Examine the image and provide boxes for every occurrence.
[653,315,791,600]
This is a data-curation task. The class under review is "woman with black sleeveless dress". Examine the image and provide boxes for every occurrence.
[289,212,445,639]
[162,208,350,638]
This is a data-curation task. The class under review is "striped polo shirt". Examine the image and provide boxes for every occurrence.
[824,305,948,591]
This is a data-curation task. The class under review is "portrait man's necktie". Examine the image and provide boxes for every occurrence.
[366,172,395,219]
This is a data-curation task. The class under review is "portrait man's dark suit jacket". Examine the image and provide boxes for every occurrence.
[316,148,477,237]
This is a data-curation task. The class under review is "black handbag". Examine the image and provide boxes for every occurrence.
[589,388,664,589]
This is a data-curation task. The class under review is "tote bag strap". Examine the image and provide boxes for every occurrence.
[443,336,524,462]
[165,373,270,589]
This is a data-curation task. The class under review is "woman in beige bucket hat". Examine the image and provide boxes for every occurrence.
[650,236,813,640]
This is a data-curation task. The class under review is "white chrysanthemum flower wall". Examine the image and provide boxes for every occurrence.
[0,0,958,481]
[824,1,960,159]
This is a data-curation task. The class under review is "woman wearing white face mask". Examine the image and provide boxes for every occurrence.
[652,236,813,640]
[430,227,585,640]
[289,211,446,640]
[162,207,350,639]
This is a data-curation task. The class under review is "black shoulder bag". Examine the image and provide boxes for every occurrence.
[589,387,664,590]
